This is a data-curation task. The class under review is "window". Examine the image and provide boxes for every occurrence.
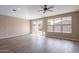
[47,16,72,33]
[48,26,53,32]
[54,18,62,32]
[47,19,54,32]
[62,25,72,33]
[54,18,61,25]
[62,16,72,33]
[48,19,54,25]
[62,16,72,24]
[54,25,61,32]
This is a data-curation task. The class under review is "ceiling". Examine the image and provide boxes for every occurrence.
[0,5,79,20]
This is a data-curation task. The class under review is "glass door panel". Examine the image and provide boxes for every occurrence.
[32,20,43,36]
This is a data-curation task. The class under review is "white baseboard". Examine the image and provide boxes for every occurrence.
[0,33,29,39]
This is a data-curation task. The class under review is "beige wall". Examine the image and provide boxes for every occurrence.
[0,15,30,39]
[31,11,79,41]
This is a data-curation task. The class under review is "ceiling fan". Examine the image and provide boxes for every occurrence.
[38,5,54,14]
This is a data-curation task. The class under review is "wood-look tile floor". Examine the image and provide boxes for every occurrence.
[0,34,79,53]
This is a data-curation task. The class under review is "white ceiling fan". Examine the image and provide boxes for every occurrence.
[38,5,54,14]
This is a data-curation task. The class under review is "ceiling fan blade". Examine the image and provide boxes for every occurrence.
[43,10,46,14]
[40,5,44,8]
[48,6,54,9]
[47,10,53,12]
[38,10,43,12]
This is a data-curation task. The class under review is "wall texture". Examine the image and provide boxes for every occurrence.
[0,15,30,39]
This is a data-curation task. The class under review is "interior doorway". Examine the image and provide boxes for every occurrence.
[32,20,44,36]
